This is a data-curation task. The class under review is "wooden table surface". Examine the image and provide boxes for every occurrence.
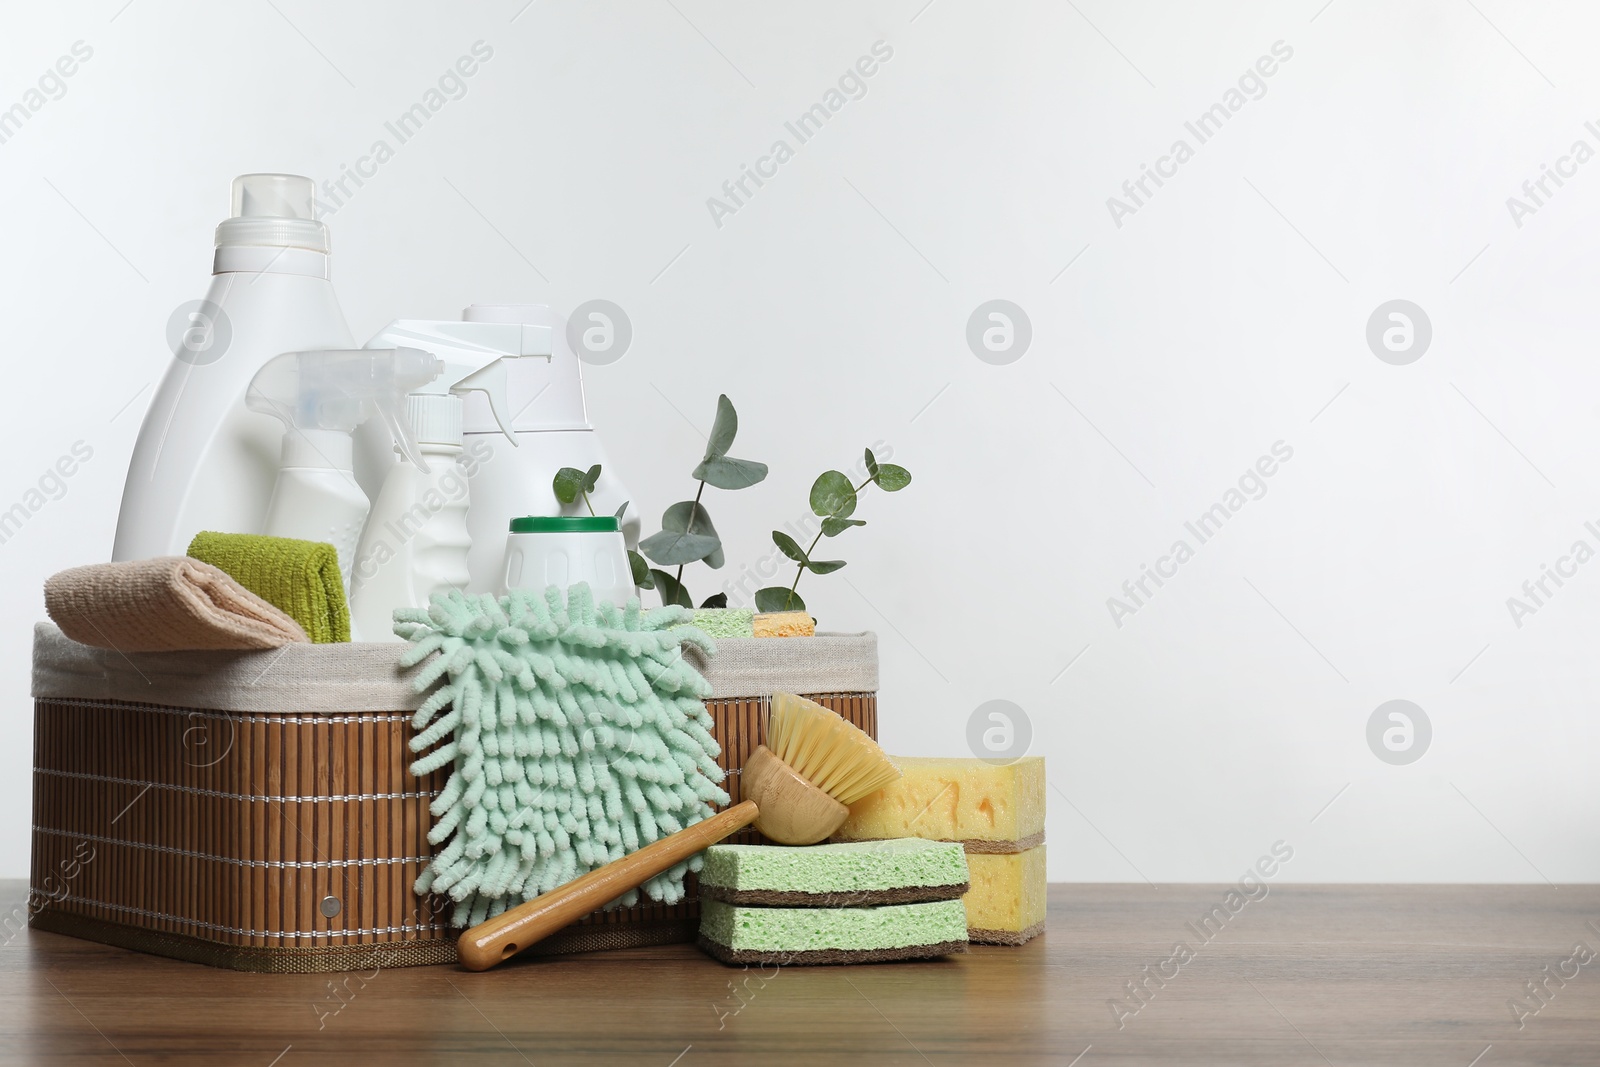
[4,882,1598,1065]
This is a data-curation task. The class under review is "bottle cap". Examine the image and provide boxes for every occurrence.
[216,173,330,252]
[405,393,463,449]
[508,516,618,534]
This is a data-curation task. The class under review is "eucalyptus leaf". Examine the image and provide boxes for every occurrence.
[772,530,809,564]
[805,559,846,574]
[582,464,601,493]
[662,500,724,569]
[628,550,654,589]
[692,455,769,490]
[552,466,587,504]
[874,463,912,492]
[703,394,738,462]
[650,568,692,608]
[755,586,806,613]
[809,471,857,518]
[700,592,728,609]
[864,448,880,479]
[821,516,865,537]
[638,528,720,566]
[614,501,629,521]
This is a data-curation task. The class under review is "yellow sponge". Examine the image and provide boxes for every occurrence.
[964,846,1046,944]
[834,756,1045,849]
[753,611,814,637]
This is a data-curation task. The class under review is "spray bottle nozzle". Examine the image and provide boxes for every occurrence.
[364,320,544,448]
[247,348,443,472]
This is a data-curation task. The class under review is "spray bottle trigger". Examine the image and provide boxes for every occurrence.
[381,401,432,474]
[452,362,519,446]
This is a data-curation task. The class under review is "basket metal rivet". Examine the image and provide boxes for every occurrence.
[320,895,341,918]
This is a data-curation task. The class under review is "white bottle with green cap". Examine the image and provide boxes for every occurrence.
[498,516,632,607]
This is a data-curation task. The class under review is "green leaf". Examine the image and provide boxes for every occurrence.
[639,528,720,567]
[805,559,846,575]
[583,464,602,494]
[772,530,809,564]
[699,592,728,609]
[650,569,692,608]
[692,455,768,490]
[874,463,912,492]
[614,500,629,521]
[552,466,588,504]
[704,394,738,462]
[662,500,724,569]
[821,516,865,537]
[628,550,654,589]
[864,447,880,479]
[755,586,806,613]
[809,471,857,518]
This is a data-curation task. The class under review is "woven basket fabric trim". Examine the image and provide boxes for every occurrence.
[685,632,879,698]
[42,697,412,725]
[33,622,880,709]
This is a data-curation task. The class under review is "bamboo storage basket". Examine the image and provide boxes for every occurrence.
[28,623,878,972]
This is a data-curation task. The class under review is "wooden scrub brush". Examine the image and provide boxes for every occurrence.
[742,691,901,845]
[457,692,899,970]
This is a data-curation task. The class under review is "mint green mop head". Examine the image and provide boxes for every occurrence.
[397,583,729,927]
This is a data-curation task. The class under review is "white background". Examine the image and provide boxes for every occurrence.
[2,0,1595,884]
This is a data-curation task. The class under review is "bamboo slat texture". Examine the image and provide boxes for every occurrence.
[29,691,875,972]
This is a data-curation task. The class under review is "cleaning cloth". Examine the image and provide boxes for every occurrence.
[187,531,349,643]
[690,608,754,638]
[398,583,729,926]
[44,557,309,652]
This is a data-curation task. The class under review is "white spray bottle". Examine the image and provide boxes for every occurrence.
[114,174,356,561]
[347,321,523,641]
[457,305,640,591]
[246,348,441,601]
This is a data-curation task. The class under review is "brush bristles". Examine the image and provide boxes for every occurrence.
[766,692,900,805]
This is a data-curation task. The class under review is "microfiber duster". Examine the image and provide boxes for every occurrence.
[398,583,729,927]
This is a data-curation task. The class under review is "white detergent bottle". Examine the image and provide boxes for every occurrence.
[113,174,355,561]
[246,348,442,602]
[456,304,641,592]
[348,323,523,641]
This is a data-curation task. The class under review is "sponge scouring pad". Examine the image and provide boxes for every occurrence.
[691,608,754,638]
[699,840,969,906]
[965,845,1047,945]
[698,897,968,965]
[834,755,1046,850]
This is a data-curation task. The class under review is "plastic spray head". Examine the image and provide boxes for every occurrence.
[247,348,443,472]
[364,320,547,447]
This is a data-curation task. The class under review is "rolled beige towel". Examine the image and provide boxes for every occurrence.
[45,557,310,652]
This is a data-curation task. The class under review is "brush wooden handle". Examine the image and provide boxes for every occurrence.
[456,800,759,972]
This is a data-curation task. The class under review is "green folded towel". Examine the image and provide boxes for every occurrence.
[691,607,754,638]
[187,532,350,643]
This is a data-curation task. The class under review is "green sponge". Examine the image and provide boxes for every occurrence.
[699,840,969,906]
[698,897,968,965]
[690,608,754,638]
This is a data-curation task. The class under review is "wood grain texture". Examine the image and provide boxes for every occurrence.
[9,883,1600,1065]
[459,803,760,971]
[741,745,848,845]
